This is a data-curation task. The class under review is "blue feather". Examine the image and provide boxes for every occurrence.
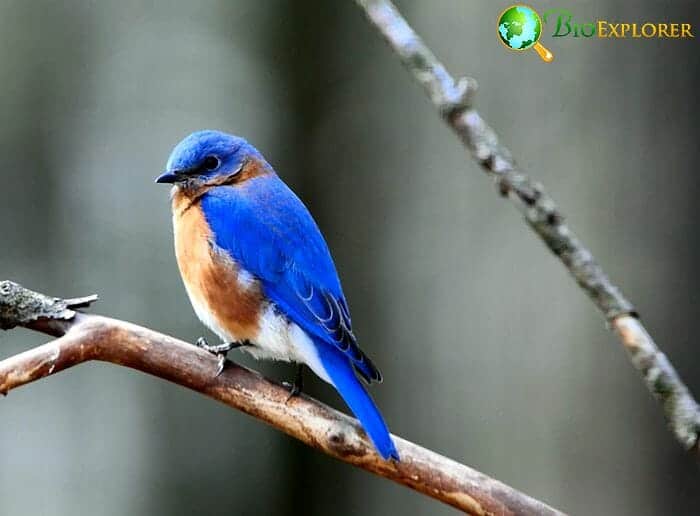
[202,176,381,383]
[315,340,399,460]
[200,172,398,458]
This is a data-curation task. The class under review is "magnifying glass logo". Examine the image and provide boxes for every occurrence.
[498,5,554,63]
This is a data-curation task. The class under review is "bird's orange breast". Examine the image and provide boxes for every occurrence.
[172,189,263,342]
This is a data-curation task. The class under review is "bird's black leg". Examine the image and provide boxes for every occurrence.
[196,337,252,376]
[284,364,305,402]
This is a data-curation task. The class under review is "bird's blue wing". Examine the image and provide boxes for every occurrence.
[200,179,381,383]
[201,177,398,460]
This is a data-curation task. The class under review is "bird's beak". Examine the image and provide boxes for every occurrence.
[155,170,186,184]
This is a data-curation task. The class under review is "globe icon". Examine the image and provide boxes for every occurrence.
[497,5,553,62]
[498,5,541,50]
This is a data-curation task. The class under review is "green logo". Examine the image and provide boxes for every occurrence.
[497,5,554,62]
[497,5,694,63]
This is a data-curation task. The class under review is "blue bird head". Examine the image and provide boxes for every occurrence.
[156,130,263,186]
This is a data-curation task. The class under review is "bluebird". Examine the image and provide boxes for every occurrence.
[156,130,399,460]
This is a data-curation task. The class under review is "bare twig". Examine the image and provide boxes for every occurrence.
[0,281,563,515]
[354,0,700,452]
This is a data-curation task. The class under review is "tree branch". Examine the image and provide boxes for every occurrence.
[354,0,700,454]
[0,281,562,515]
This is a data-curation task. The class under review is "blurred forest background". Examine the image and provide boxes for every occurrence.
[1,1,699,514]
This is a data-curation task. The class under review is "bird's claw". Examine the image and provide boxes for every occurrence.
[215,353,226,377]
[283,365,305,403]
[283,381,301,403]
[196,337,228,376]
[196,336,226,354]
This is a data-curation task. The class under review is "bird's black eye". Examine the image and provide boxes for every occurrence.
[202,155,220,171]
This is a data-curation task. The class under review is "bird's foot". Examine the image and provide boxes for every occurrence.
[196,337,247,354]
[283,364,305,403]
[196,337,251,377]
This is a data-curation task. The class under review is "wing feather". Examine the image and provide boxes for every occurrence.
[201,180,381,383]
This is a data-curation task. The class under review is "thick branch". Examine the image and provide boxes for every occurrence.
[354,0,700,452]
[0,281,562,515]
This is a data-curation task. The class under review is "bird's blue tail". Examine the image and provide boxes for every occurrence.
[315,341,399,460]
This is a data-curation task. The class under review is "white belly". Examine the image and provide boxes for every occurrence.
[192,296,332,385]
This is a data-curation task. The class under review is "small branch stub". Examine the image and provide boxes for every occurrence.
[0,280,97,331]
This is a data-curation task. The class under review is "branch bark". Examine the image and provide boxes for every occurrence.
[354,0,700,454]
[0,281,562,516]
